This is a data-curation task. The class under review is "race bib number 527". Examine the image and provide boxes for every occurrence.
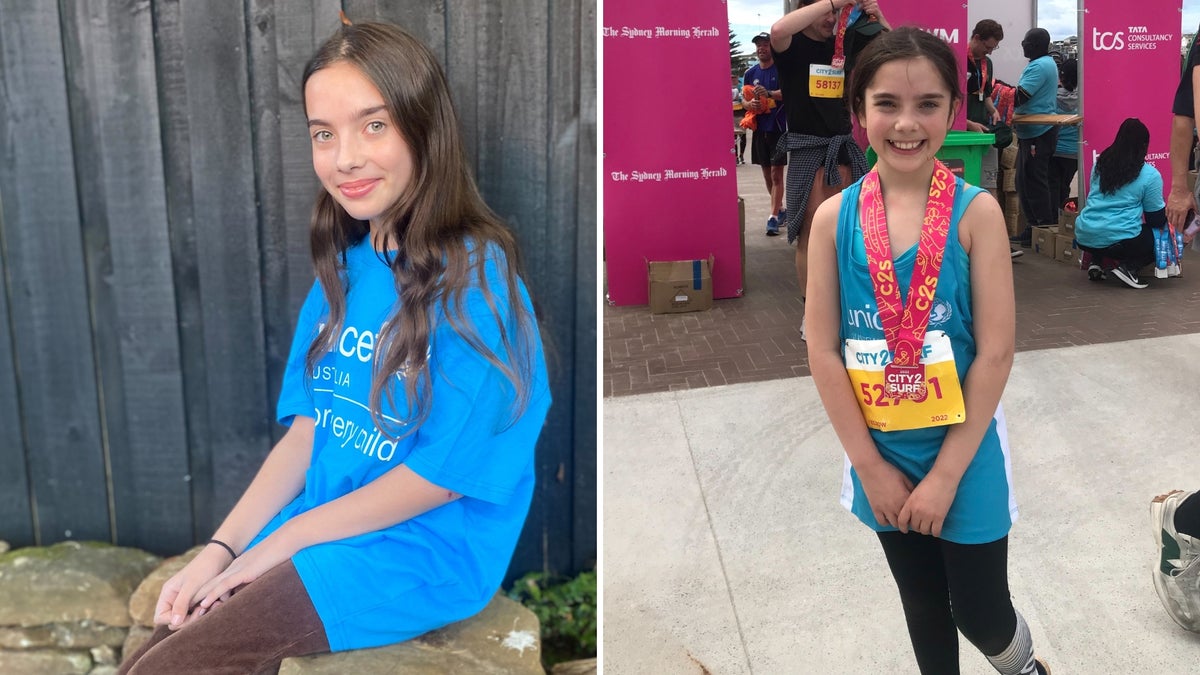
[843,331,966,432]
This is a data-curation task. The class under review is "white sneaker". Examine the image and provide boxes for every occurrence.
[1155,267,1169,279]
[1151,490,1200,632]
[1168,263,1182,277]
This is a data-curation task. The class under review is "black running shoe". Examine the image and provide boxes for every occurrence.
[1111,264,1148,289]
[1087,264,1106,281]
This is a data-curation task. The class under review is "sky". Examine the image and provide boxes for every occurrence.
[728,0,1200,54]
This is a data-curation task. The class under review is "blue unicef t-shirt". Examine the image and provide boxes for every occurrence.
[1076,163,1165,249]
[250,236,551,651]
[1015,56,1058,139]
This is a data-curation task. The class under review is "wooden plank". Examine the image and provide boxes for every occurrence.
[0,9,33,541]
[152,0,275,534]
[245,0,292,444]
[178,0,274,525]
[444,0,482,179]
[352,0,448,65]
[151,0,216,542]
[0,219,33,546]
[273,1,338,320]
[544,0,591,576]
[58,0,192,553]
[572,0,598,573]
[462,0,574,578]
[1012,113,1082,126]
[0,1,110,543]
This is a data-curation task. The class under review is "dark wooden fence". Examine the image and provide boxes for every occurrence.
[0,0,595,581]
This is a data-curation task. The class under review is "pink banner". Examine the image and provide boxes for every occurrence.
[1081,1,1181,198]
[880,2,968,130]
[602,0,741,306]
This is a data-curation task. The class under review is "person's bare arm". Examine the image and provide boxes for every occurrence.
[158,417,315,627]
[191,460,461,612]
[1168,114,1197,228]
[770,0,851,55]
[807,194,914,529]
[897,194,1014,537]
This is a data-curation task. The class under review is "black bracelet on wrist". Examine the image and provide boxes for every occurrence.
[207,538,237,560]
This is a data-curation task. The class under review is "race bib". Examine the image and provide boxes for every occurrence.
[844,331,966,432]
[809,64,845,98]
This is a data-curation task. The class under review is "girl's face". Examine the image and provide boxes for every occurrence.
[305,61,415,229]
[857,57,957,175]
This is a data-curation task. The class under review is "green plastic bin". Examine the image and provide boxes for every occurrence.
[865,130,995,186]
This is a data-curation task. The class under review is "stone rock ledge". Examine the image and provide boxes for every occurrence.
[131,548,547,674]
[0,541,160,675]
[2,540,556,674]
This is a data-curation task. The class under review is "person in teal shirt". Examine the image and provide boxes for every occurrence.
[1075,118,1166,289]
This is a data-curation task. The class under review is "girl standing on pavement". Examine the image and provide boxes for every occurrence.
[806,27,1049,675]
[118,18,550,675]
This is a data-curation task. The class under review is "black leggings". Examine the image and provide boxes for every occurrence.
[877,532,1016,675]
[1078,221,1155,271]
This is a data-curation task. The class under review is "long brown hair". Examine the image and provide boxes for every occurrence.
[301,20,538,438]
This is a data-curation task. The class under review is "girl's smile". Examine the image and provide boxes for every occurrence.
[338,178,382,199]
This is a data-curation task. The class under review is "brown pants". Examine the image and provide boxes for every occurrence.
[118,560,330,675]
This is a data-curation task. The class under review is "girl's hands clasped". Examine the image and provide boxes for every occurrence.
[897,471,959,538]
[858,460,914,529]
[154,545,234,630]
[189,531,298,616]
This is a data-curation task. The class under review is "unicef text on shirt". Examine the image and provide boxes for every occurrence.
[338,324,376,363]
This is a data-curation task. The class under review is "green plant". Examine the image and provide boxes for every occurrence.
[507,569,596,667]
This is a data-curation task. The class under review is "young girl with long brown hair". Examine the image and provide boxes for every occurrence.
[806,27,1049,674]
[118,19,549,674]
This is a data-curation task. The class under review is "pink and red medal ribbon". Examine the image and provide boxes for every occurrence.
[859,161,957,399]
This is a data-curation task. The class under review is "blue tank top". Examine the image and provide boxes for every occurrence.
[834,175,1018,544]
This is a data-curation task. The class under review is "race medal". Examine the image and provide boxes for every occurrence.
[884,362,926,401]
[851,161,965,430]
[831,5,852,71]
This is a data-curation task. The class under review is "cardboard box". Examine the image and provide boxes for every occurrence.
[1002,166,1017,192]
[1004,210,1021,237]
[1054,233,1078,264]
[1000,142,1018,170]
[1058,209,1077,232]
[647,256,714,314]
[1032,226,1059,258]
[1003,192,1022,237]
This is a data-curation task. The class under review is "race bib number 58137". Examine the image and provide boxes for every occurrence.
[809,64,845,98]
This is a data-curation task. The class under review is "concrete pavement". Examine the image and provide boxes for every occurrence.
[603,336,1200,673]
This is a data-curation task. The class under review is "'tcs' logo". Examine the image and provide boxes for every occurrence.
[1092,28,1125,50]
